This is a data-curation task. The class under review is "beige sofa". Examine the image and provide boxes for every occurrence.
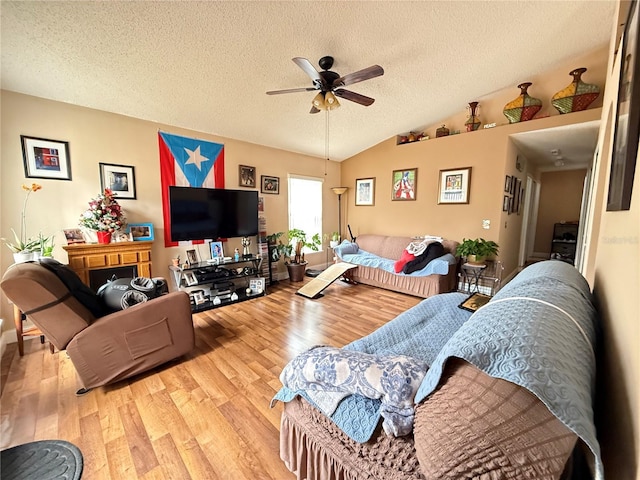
[334,234,459,298]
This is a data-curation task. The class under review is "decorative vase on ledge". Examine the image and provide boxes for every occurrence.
[96,231,112,244]
[465,101,481,131]
[436,124,450,138]
[551,67,600,114]
[503,82,542,123]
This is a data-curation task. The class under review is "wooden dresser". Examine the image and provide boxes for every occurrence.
[62,241,153,287]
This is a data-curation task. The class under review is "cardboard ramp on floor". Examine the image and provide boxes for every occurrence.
[296,262,357,299]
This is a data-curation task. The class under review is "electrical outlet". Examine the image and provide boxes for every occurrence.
[482,219,490,229]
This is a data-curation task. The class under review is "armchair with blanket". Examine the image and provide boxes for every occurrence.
[1,260,195,393]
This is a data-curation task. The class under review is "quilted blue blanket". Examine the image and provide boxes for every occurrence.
[414,260,603,480]
[273,291,471,441]
[273,261,602,479]
[336,246,456,277]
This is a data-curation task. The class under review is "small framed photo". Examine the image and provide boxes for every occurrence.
[504,175,512,192]
[192,291,207,305]
[458,292,491,312]
[239,165,256,188]
[128,223,154,241]
[249,277,266,294]
[210,241,224,259]
[63,228,85,244]
[186,248,199,265]
[21,135,72,181]
[261,175,280,194]
[355,178,375,206]
[438,167,471,204]
[184,272,198,286]
[392,169,417,201]
[502,195,510,212]
[99,163,136,199]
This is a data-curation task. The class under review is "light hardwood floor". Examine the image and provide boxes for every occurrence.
[0,278,420,479]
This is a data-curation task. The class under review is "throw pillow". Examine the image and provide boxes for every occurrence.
[394,249,415,273]
[403,242,445,274]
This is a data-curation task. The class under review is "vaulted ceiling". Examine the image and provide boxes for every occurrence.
[1,1,616,162]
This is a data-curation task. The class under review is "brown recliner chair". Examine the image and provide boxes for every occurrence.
[1,261,195,392]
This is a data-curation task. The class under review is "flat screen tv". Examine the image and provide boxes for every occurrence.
[169,186,259,242]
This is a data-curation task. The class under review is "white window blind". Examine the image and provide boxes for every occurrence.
[288,175,323,252]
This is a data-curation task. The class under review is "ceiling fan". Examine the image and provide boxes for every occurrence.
[266,56,384,113]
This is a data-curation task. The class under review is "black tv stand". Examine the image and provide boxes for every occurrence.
[169,255,265,312]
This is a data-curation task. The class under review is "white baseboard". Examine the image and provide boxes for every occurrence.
[0,319,17,357]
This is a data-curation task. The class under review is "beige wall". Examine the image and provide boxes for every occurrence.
[342,109,602,277]
[533,169,587,254]
[0,91,341,327]
[586,2,640,478]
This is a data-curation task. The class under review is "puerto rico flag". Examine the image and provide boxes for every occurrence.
[158,131,225,247]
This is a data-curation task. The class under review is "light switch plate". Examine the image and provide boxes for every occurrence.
[482,219,490,229]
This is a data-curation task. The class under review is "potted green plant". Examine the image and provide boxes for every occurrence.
[329,231,340,249]
[2,183,44,262]
[456,238,499,265]
[266,229,321,282]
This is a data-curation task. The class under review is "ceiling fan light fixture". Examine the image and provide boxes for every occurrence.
[324,91,340,110]
[312,92,327,110]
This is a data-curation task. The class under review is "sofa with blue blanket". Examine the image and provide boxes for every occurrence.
[332,234,459,298]
[275,261,602,480]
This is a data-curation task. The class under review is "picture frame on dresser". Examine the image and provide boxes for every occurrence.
[128,223,154,241]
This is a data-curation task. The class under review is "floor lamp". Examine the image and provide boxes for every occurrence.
[331,187,348,241]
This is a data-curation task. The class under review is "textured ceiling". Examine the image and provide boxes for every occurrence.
[1,1,616,162]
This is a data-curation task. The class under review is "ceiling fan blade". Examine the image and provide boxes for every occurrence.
[293,57,322,83]
[310,105,321,114]
[266,87,318,95]
[334,65,384,87]
[334,89,375,106]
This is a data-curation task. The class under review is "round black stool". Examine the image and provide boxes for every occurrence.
[1,439,83,480]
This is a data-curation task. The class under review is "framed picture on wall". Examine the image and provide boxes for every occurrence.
[239,165,256,188]
[392,169,417,201]
[21,135,72,181]
[607,0,640,211]
[355,178,375,205]
[99,163,136,199]
[504,175,512,192]
[261,175,279,194]
[437,167,471,204]
[502,195,510,212]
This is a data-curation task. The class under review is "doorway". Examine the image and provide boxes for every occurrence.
[511,120,600,269]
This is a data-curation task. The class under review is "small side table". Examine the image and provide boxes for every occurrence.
[13,305,54,356]
[460,263,487,294]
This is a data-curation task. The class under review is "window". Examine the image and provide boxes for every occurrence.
[288,174,323,252]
